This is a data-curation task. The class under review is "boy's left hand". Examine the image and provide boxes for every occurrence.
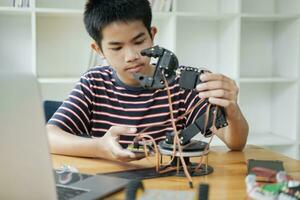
[196,73,239,113]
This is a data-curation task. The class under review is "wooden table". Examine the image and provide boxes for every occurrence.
[52,145,300,199]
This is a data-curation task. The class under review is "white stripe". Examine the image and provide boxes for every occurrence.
[60,107,89,134]
[64,100,90,123]
[92,108,185,120]
[69,93,90,109]
[119,135,166,144]
[88,91,184,105]
[91,118,174,128]
[49,118,74,133]
[92,99,185,112]
[54,112,83,134]
[88,83,181,98]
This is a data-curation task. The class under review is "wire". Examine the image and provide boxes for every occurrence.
[129,71,221,187]
[136,134,160,172]
[195,106,218,171]
[162,73,194,187]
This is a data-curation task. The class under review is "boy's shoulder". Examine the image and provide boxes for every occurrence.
[78,66,116,88]
[83,65,114,79]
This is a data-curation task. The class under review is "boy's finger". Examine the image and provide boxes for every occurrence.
[198,89,234,100]
[200,73,231,82]
[196,81,232,91]
[208,97,230,107]
[111,147,136,159]
[108,126,137,137]
[134,152,146,160]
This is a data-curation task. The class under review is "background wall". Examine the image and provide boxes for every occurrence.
[0,0,299,159]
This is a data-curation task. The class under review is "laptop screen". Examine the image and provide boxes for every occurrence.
[0,72,57,199]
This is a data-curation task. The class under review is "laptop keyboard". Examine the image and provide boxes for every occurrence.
[56,185,88,200]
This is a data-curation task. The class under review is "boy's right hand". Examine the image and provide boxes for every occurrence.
[95,126,145,162]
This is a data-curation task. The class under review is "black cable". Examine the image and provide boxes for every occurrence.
[125,179,144,200]
[198,183,209,200]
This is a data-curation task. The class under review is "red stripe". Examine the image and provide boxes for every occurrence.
[59,107,89,134]
[91,119,174,128]
[92,99,185,112]
[88,91,184,105]
[49,118,74,134]
[92,108,185,120]
[64,100,90,123]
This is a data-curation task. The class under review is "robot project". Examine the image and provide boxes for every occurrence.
[127,45,228,188]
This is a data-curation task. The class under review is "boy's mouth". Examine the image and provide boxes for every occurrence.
[126,64,144,73]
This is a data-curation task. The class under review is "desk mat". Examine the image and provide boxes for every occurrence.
[99,167,176,180]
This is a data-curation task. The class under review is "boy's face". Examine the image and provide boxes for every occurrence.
[92,20,157,86]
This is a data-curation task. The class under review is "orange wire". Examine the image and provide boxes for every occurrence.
[137,134,160,172]
[129,71,220,186]
[162,74,193,186]
[195,106,218,171]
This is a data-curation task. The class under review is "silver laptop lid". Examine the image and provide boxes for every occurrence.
[0,72,57,200]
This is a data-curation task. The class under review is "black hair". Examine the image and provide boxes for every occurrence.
[84,0,152,49]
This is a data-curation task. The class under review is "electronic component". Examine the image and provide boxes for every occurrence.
[245,173,300,200]
[126,137,154,155]
[127,143,153,155]
[247,159,285,182]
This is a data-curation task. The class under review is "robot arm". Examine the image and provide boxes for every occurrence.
[133,45,228,146]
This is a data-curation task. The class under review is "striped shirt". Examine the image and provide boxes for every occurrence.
[48,66,207,146]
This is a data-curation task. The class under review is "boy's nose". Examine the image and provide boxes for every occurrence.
[125,49,140,63]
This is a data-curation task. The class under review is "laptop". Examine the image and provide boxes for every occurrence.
[0,72,129,200]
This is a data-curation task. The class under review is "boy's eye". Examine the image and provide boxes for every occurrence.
[135,40,145,45]
[111,47,122,51]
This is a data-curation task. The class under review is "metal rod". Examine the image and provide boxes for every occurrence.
[205,155,208,172]
[176,157,180,174]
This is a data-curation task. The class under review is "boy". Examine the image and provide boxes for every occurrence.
[47,0,248,162]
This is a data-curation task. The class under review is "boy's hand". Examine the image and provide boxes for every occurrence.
[196,73,239,113]
[95,126,145,162]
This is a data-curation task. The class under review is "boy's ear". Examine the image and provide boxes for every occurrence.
[150,26,157,40]
[91,41,105,58]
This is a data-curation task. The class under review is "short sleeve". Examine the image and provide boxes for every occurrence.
[48,76,93,137]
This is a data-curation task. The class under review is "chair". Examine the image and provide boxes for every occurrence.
[43,100,62,122]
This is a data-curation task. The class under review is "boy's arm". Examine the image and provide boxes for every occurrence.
[214,103,249,150]
[196,73,249,150]
[46,125,142,161]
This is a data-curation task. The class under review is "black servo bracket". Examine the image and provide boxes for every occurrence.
[178,66,210,90]
[133,45,178,89]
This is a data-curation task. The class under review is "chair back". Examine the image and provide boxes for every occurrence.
[43,100,62,122]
